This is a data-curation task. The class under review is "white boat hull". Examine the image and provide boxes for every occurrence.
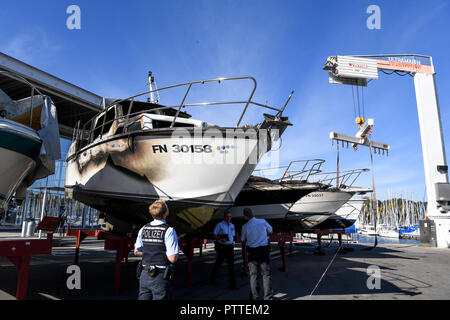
[203,177,322,233]
[377,229,399,238]
[230,203,292,220]
[286,189,355,229]
[317,198,366,229]
[0,119,41,208]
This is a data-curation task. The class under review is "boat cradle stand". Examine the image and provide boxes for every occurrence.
[178,237,207,288]
[0,217,60,300]
[67,227,207,291]
[66,226,136,295]
[302,229,350,255]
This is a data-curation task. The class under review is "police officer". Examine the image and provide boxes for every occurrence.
[241,207,273,300]
[210,211,238,290]
[134,199,179,300]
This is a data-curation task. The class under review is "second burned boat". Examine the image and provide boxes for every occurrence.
[210,160,327,233]
[286,168,372,230]
[220,162,371,233]
[65,76,293,235]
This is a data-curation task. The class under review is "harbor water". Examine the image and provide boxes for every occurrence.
[352,233,420,245]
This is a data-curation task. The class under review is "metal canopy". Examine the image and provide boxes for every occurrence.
[0,52,104,139]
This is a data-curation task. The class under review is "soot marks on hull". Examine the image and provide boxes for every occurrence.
[74,135,167,183]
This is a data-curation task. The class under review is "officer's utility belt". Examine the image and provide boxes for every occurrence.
[142,266,167,277]
[138,263,173,280]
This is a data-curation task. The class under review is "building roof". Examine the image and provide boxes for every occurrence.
[0,52,104,139]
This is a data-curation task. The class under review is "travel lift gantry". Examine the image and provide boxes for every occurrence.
[324,54,450,248]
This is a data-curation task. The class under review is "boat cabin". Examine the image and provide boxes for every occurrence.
[77,101,213,148]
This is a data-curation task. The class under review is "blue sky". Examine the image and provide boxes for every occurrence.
[1,0,449,200]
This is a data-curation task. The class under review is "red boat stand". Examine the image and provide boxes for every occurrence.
[178,237,205,288]
[99,232,136,294]
[269,232,295,272]
[66,226,101,265]
[67,228,209,292]
[0,216,60,300]
[66,226,136,294]
[312,229,345,255]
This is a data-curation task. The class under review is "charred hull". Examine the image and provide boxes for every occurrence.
[66,127,272,234]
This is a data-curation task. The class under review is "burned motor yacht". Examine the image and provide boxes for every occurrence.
[65,76,292,234]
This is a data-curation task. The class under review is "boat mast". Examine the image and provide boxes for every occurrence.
[147,71,160,104]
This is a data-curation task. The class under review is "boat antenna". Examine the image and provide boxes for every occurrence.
[147,71,160,104]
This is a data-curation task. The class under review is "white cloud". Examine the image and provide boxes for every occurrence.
[1,29,61,65]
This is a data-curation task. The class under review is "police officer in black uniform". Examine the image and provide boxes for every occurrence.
[134,199,180,300]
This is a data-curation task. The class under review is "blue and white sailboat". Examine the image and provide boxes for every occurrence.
[0,77,60,210]
[0,118,42,204]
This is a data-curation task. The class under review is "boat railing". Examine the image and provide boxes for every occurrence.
[254,159,326,183]
[0,70,45,129]
[306,168,370,188]
[74,76,294,146]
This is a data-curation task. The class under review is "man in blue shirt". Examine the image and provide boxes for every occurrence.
[134,199,179,300]
[210,211,238,290]
[241,207,273,300]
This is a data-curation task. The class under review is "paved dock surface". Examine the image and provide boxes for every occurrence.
[1,234,449,300]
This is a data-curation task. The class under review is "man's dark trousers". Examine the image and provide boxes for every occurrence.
[211,243,236,287]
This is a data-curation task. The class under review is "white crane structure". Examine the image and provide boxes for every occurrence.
[324,54,450,248]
